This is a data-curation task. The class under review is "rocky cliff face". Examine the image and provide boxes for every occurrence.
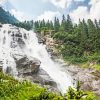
[37,34,59,58]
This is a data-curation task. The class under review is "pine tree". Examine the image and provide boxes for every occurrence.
[54,17,60,32]
[61,14,67,31]
[49,21,54,30]
[46,20,50,30]
[66,15,73,33]
[94,19,100,50]
[87,19,96,51]
[34,21,40,32]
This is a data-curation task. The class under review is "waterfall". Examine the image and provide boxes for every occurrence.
[0,24,73,94]
[0,24,18,76]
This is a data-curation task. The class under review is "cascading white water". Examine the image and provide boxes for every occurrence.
[0,24,73,94]
[22,30,74,94]
[0,24,18,76]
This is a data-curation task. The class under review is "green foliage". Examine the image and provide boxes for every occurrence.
[0,72,97,100]
[13,20,34,31]
[54,17,60,32]
[0,72,64,100]
[34,14,100,65]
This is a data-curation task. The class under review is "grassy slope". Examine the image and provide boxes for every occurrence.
[0,72,97,100]
[0,72,63,100]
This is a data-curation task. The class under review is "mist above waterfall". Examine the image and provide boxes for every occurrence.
[0,24,73,94]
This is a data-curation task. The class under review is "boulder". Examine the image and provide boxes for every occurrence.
[15,56,41,75]
[22,68,59,93]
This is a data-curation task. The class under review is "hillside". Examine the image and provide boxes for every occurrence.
[0,72,97,100]
[0,7,18,24]
[33,15,100,66]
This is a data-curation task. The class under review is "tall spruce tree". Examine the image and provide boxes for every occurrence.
[87,19,96,51]
[66,15,73,33]
[54,17,60,32]
[61,14,67,31]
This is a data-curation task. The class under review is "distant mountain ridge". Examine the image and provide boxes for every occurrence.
[0,7,18,24]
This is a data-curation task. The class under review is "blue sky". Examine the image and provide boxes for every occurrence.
[1,0,100,23]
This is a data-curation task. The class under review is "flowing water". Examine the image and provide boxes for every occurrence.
[0,24,74,94]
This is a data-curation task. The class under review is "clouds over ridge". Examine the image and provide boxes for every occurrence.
[36,11,60,21]
[0,0,100,23]
[70,0,100,23]
[43,0,86,9]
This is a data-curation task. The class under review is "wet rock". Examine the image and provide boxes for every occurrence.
[6,67,12,75]
[8,30,11,34]
[38,69,57,87]
[38,38,45,44]
[10,41,17,48]
[15,56,41,75]
[24,34,27,39]
[15,33,22,38]
[0,23,2,27]
[17,38,25,48]
[21,68,59,93]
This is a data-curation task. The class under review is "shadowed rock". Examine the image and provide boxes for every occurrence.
[16,56,41,75]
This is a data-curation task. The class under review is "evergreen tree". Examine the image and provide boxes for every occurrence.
[49,21,54,30]
[94,19,100,50]
[66,15,73,33]
[87,19,97,51]
[34,21,40,32]
[46,20,50,30]
[54,17,60,32]
[81,19,89,51]
[61,14,67,31]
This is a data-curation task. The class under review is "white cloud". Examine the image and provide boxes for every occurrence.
[89,0,100,20]
[36,11,60,21]
[10,9,28,21]
[70,6,88,23]
[89,0,99,5]
[43,0,85,9]
[50,0,70,9]
[69,0,100,23]
[0,0,6,5]
[43,0,72,9]
[74,0,85,2]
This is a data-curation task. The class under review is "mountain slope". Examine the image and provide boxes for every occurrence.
[0,7,18,24]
